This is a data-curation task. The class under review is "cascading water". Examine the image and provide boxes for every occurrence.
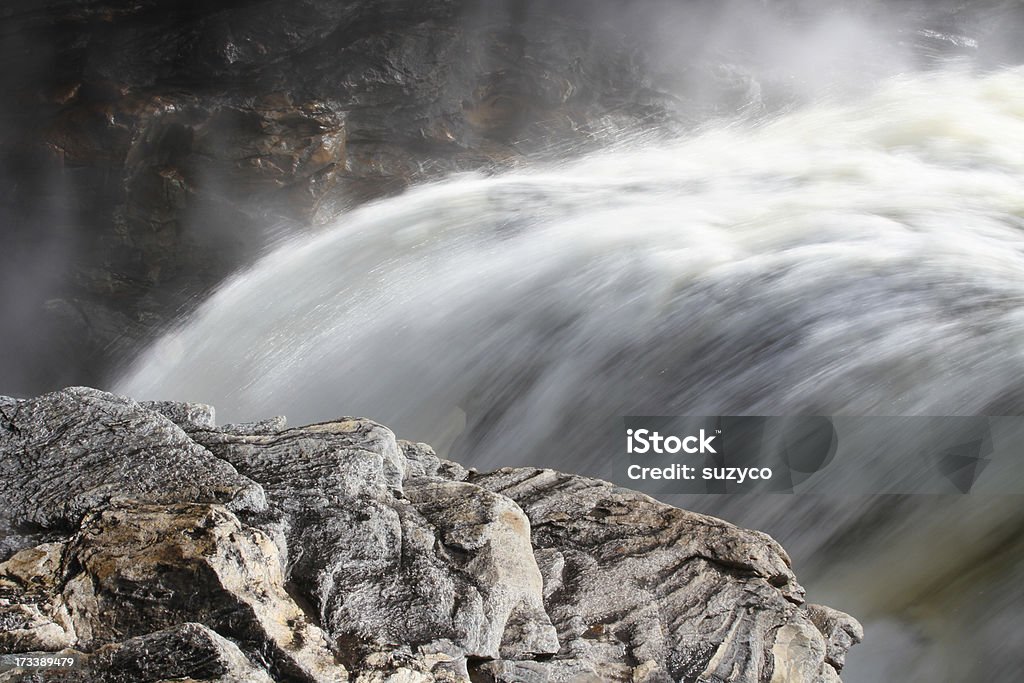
[118,68,1024,681]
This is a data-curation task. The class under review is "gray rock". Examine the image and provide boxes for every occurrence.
[0,398,20,416]
[474,658,634,683]
[0,623,274,683]
[139,400,217,431]
[0,388,265,557]
[0,389,861,682]
[472,467,858,682]
[88,622,274,683]
[195,419,556,667]
[401,441,470,482]
[805,605,864,672]
[0,542,75,654]
[197,417,408,494]
[400,441,445,480]
[0,502,345,682]
[220,416,288,436]
[404,479,559,659]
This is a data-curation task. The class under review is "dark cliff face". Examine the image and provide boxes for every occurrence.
[3,0,1024,396]
[0,0,680,395]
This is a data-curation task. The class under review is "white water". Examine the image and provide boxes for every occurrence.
[118,68,1024,681]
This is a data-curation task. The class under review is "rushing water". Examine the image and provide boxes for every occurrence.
[118,68,1024,681]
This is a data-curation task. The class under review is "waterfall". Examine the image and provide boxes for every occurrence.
[118,67,1024,681]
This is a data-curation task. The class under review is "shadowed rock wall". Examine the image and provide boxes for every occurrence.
[0,0,674,395]
[4,0,1024,392]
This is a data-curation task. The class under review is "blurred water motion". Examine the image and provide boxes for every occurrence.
[119,68,1024,680]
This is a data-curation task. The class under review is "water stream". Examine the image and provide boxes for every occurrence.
[118,67,1024,681]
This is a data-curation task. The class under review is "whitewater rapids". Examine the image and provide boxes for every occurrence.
[118,68,1024,681]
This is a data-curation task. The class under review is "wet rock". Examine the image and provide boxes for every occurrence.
[0,389,860,682]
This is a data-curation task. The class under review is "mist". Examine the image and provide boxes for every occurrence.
[4,0,1023,397]
[6,1,1024,681]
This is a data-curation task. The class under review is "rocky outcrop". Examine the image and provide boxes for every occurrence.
[0,387,861,682]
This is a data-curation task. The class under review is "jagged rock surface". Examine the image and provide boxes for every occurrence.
[0,388,861,682]
[472,469,863,682]
[0,387,265,558]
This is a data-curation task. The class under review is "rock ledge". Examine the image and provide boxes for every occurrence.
[0,388,861,682]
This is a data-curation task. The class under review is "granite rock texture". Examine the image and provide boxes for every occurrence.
[0,388,861,681]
